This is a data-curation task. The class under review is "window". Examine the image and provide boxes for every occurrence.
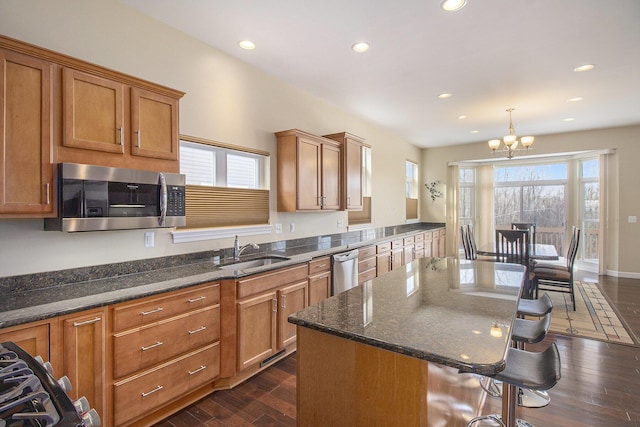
[580,158,599,262]
[494,162,567,253]
[405,160,418,220]
[179,136,270,229]
[349,145,372,225]
[459,168,475,227]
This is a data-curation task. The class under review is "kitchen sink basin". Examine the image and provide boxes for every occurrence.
[218,256,291,270]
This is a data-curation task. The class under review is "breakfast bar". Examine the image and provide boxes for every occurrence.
[289,257,526,426]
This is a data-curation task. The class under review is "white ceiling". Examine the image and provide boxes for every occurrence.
[120,0,640,148]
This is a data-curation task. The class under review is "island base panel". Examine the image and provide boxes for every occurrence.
[296,327,485,426]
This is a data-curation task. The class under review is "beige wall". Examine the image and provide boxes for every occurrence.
[0,0,420,277]
[421,124,640,277]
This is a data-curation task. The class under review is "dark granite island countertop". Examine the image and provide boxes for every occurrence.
[289,257,526,426]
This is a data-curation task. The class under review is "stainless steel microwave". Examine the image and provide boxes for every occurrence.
[45,163,186,232]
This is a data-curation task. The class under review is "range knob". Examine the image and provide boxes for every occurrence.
[81,408,101,427]
[42,360,54,376]
[57,375,72,393]
[73,396,90,415]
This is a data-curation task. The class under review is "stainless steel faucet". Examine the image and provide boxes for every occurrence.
[234,235,259,261]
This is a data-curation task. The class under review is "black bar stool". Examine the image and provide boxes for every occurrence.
[517,293,553,318]
[468,342,562,427]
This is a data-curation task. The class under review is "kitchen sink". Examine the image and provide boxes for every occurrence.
[218,256,291,270]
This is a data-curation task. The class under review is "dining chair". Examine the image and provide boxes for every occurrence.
[462,224,494,261]
[495,229,529,266]
[511,222,536,246]
[531,227,581,311]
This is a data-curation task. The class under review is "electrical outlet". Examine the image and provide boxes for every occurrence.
[337,219,344,228]
[144,231,155,248]
[275,223,283,234]
[629,216,637,224]
[289,222,295,233]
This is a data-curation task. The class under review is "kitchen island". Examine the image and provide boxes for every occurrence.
[289,257,526,426]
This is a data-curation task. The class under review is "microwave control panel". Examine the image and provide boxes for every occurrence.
[167,185,186,216]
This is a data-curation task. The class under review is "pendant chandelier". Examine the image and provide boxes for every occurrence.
[488,108,534,159]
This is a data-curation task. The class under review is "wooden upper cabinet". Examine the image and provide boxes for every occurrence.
[0,49,54,216]
[130,87,179,161]
[324,132,366,211]
[276,129,342,211]
[62,68,125,154]
[63,69,179,162]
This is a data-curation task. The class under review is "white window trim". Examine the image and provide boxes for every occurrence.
[171,224,273,244]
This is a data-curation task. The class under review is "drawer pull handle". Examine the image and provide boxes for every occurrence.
[141,341,163,351]
[141,307,163,316]
[188,326,207,335]
[141,385,163,397]
[316,264,327,268]
[73,317,101,327]
[188,365,207,375]
[188,296,206,303]
[272,298,277,312]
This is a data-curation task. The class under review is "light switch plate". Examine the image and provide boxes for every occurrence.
[629,216,637,223]
[275,223,283,234]
[289,222,295,233]
[144,231,155,248]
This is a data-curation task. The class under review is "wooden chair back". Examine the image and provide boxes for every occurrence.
[495,229,529,265]
[511,222,537,245]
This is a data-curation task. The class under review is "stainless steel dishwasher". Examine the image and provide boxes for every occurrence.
[331,249,359,295]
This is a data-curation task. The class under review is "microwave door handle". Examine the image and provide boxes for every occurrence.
[159,172,167,226]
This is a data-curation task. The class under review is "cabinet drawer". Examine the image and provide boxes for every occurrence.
[423,231,433,240]
[438,229,446,237]
[403,236,415,245]
[391,239,404,249]
[358,268,376,283]
[415,241,424,250]
[377,242,391,253]
[414,233,424,242]
[113,342,219,426]
[308,256,331,275]
[357,245,376,259]
[358,257,377,273]
[237,264,308,299]
[113,283,219,332]
[113,305,220,378]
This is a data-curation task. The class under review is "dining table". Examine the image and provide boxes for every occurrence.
[477,243,559,261]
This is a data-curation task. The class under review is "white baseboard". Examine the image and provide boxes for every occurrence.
[605,269,640,279]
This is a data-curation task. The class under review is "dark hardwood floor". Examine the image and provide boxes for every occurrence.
[156,274,640,427]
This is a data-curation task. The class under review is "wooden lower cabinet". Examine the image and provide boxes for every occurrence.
[111,281,221,426]
[308,256,331,305]
[113,343,219,426]
[358,245,377,284]
[61,308,106,425]
[377,241,392,276]
[236,291,278,372]
[0,321,51,360]
[277,281,308,349]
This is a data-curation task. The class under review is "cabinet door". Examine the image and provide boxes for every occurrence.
[376,252,391,276]
[237,291,277,371]
[62,309,106,424]
[439,230,447,256]
[308,272,331,306]
[424,233,434,257]
[0,323,50,359]
[130,87,179,161]
[0,50,53,215]
[297,137,322,210]
[344,138,363,210]
[321,143,341,210]
[391,248,404,270]
[63,68,125,154]
[277,281,308,349]
[404,245,415,265]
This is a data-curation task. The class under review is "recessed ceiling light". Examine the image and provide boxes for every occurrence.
[567,97,583,102]
[438,93,453,99]
[563,118,575,122]
[574,64,595,72]
[238,40,256,50]
[458,115,467,120]
[352,42,370,53]
[441,0,467,12]
[471,130,479,134]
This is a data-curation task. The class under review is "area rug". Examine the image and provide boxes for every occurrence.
[538,281,639,346]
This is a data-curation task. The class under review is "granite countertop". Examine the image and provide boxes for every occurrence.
[0,223,445,329]
[288,257,525,375]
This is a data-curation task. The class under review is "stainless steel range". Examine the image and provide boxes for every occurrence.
[0,342,100,427]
